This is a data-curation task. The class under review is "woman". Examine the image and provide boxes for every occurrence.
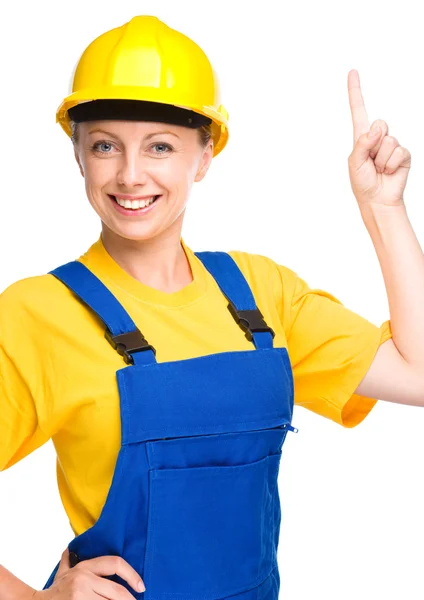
[0,14,423,600]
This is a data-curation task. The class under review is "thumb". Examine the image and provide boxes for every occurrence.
[55,547,73,581]
[350,126,381,168]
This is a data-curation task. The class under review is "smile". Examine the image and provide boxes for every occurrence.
[111,195,160,210]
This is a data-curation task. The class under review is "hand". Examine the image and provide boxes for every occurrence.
[32,547,146,599]
[347,69,411,208]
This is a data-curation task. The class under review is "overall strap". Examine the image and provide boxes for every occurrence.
[195,251,275,350]
[49,261,156,366]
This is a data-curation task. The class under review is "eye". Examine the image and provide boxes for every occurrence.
[91,141,116,154]
[150,142,173,155]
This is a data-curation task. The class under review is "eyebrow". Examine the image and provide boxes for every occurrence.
[87,128,181,140]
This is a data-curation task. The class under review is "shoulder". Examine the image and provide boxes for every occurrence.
[226,249,299,302]
[0,273,77,338]
[225,249,344,336]
[0,272,69,310]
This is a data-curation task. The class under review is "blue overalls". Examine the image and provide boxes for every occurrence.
[42,251,297,599]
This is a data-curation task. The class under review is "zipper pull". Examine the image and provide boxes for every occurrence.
[283,423,299,433]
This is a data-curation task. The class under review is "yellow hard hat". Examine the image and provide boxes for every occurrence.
[57,16,229,157]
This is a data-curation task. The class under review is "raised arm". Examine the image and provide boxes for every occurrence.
[346,70,424,406]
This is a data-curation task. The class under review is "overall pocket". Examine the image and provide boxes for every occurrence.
[143,452,281,600]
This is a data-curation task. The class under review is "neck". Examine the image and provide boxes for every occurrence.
[100,224,193,293]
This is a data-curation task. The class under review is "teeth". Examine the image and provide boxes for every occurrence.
[115,196,156,209]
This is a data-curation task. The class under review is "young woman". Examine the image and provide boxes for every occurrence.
[0,14,422,600]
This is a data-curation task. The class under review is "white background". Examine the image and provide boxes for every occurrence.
[0,1,423,598]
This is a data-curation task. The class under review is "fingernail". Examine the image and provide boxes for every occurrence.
[138,580,146,592]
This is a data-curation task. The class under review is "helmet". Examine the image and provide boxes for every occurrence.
[57,16,229,156]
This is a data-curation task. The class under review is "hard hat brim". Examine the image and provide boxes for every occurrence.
[57,87,229,157]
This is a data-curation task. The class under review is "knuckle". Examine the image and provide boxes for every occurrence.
[374,119,388,131]
[69,569,83,583]
[67,571,89,597]
[385,135,398,146]
[111,555,124,571]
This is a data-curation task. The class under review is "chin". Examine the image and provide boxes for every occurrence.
[103,221,166,243]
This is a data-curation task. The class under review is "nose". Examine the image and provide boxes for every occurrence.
[116,149,149,188]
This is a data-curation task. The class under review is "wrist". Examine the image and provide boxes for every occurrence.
[15,587,39,600]
[359,200,406,219]
[359,201,407,233]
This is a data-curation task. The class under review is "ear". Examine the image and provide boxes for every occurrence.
[74,146,84,178]
[194,141,214,182]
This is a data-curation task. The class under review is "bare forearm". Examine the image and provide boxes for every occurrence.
[0,564,36,600]
[360,201,424,369]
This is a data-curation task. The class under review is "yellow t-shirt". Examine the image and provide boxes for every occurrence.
[0,235,392,536]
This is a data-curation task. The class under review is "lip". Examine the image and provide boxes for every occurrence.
[109,194,160,216]
[111,193,160,200]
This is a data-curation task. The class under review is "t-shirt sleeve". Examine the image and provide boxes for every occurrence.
[280,267,392,428]
[0,282,51,471]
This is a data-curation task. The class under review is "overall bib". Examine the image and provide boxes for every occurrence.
[42,251,297,599]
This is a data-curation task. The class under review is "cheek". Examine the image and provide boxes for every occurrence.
[146,162,181,195]
[159,156,199,192]
[83,160,113,190]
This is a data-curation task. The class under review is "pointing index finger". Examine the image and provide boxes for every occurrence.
[348,69,370,143]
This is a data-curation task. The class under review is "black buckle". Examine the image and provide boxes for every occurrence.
[227,302,275,342]
[69,551,80,568]
[105,328,156,364]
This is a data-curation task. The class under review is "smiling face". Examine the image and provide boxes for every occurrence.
[73,119,213,245]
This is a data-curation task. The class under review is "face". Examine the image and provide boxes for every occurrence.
[73,119,213,244]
